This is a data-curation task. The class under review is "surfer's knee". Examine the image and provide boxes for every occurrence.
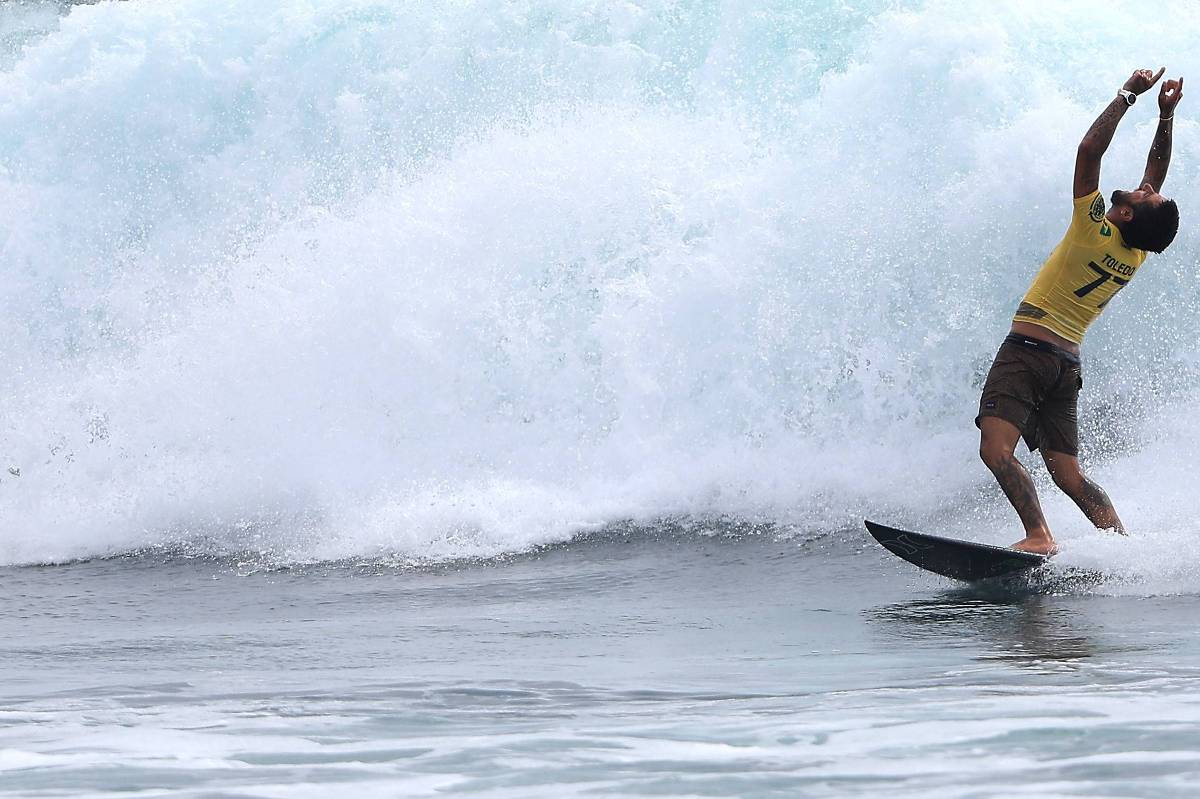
[978,436,1016,473]
[1049,464,1085,494]
[1043,452,1086,494]
[978,417,1020,473]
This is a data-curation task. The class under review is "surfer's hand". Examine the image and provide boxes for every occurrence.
[1124,67,1166,96]
[1159,76,1184,115]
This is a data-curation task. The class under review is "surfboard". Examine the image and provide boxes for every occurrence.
[864,519,1048,582]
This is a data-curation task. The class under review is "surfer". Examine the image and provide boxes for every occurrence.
[977,68,1183,555]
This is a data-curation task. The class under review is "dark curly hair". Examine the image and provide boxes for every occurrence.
[1121,198,1180,253]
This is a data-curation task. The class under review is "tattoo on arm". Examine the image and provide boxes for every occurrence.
[1081,97,1130,154]
[1075,97,1130,197]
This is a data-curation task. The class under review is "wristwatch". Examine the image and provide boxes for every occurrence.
[1118,89,1136,106]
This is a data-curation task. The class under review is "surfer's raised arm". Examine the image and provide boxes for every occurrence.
[1142,76,1183,192]
[1074,68,1165,199]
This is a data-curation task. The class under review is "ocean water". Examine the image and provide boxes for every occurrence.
[5,0,1200,795]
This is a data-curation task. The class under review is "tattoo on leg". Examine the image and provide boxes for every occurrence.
[1073,476,1125,533]
[1078,477,1110,512]
[991,455,1047,533]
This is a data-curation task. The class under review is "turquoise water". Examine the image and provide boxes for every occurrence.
[5,0,1200,794]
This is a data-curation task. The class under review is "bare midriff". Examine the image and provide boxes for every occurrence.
[1009,320,1081,357]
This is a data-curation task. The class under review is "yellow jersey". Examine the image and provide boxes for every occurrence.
[1012,190,1147,344]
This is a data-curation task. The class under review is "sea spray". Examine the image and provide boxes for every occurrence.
[3,0,1200,571]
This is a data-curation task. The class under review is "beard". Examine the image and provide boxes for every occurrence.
[1111,189,1134,206]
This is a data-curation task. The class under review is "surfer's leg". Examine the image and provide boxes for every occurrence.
[1041,449,1126,535]
[1032,357,1121,534]
[979,416,1056,554]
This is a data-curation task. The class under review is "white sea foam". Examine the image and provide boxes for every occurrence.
[3,0,1200,575]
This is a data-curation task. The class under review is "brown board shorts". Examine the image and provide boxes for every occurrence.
[976,334,1083,456]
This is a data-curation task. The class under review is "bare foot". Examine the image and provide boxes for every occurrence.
[1011,536,1058,557]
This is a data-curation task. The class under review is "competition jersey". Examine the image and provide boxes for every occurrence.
[1012,190,1147,344]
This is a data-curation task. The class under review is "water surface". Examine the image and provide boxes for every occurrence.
[5,531,1199,797]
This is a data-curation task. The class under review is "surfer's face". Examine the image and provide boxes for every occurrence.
[1109,182,1180,253]
[1111,183,1167,216]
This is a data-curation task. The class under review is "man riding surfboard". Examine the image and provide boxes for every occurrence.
[977,68,1184,555]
